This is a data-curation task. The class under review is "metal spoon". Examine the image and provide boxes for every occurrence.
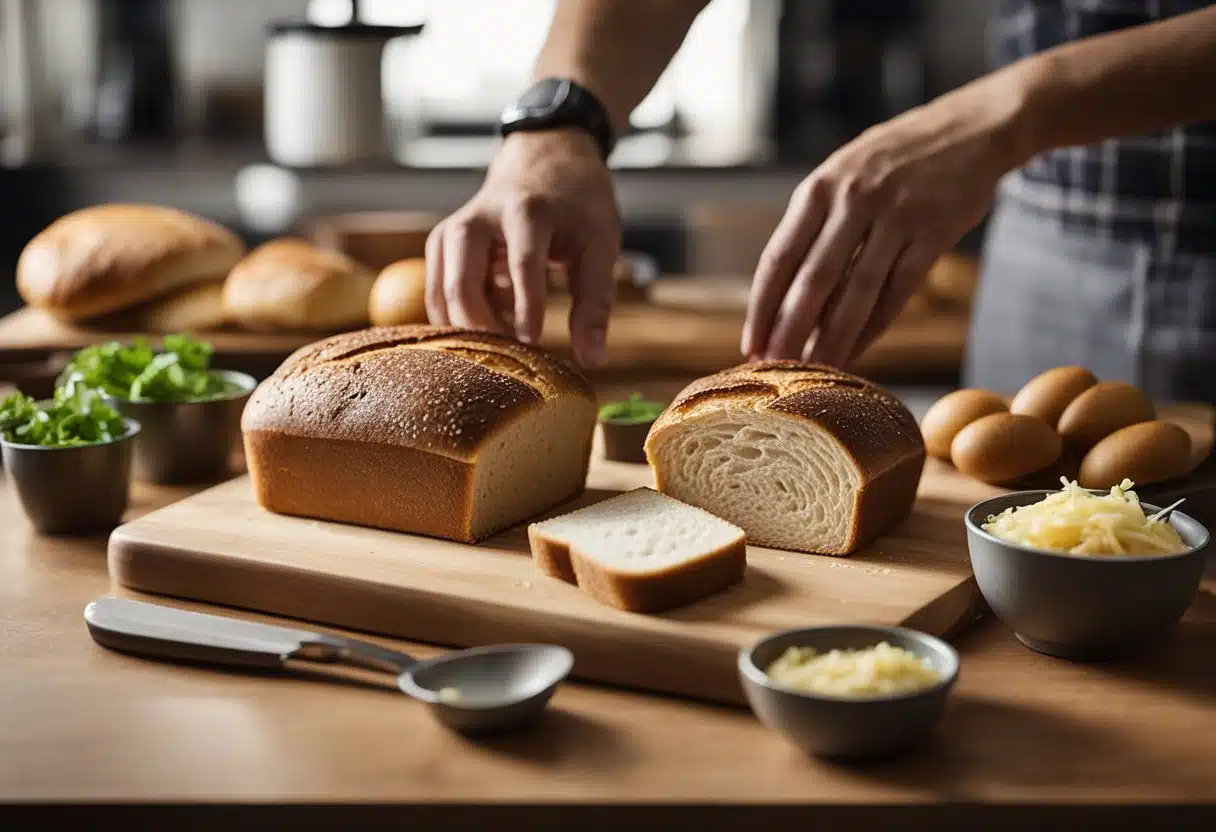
[83,597,573,734]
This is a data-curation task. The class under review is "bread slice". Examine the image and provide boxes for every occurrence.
[528,488,747,613]
[644,361,925,556]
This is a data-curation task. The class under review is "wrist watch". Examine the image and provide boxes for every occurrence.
[498,78,617,161]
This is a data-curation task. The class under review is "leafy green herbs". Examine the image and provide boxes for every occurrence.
[58,334,235,402]
[0,380,130,447]
[598,392,665,425]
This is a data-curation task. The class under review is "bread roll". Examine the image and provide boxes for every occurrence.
[1078,421,1192,490]
[369,258,428,326]
[950,412,1062,485]
[223,238,375,332]
[1009,366,1098,426]
[923,252,978,306]
[127,281,228,333]
[16,204,245,321]
[644,361,925,556]
[1057,381,1156,450]
[920,388,1007,460]
[242,325,598,543]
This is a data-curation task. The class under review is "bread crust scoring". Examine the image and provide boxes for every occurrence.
[242,325,596,462]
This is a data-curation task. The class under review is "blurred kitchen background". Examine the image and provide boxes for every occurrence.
[0,0,993,384]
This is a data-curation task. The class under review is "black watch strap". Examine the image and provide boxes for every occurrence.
[499,78,616,160]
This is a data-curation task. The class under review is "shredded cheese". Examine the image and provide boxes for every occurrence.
[765,642,941,697]
[981,478,1188,557]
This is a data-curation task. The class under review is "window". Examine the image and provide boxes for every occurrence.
[307,0,769,160]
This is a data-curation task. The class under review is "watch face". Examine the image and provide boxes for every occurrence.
[511,79,570,119]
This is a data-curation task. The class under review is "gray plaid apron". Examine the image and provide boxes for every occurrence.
[963,187,1216,405]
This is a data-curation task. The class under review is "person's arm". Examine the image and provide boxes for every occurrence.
[531,0,712,134]
[743,5,1216,368]
[1007,4,1216,164]
[426,0,709,367]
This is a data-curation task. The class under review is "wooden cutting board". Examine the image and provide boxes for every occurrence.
[105,401,1214,706]
[109,446,987,708]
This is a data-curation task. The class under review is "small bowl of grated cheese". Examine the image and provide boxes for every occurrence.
[966,479,1209,661]
[738,625,959,760]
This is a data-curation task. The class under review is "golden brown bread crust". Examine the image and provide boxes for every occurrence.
[243,325,597,542]
[244,324,594,460]
[646,360,926,553]
[16,203,245,321]
[245,431,477,541]
[222,238,375,331]
[650,360,921,468]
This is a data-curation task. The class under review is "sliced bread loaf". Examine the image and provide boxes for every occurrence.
[528,487,747,613]
[644,361,925,556]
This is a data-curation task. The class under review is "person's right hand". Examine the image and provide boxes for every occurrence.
[425,128,621,368]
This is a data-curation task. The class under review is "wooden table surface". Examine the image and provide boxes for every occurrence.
[3,471,1214,823]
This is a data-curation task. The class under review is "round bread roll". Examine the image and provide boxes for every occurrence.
[1078,421,1192,490]
[369,258,428,326]
[1057,381,1156,450]
[1010,366,1098,427]
[920,388,1008,460]
[923,252,978,305]
[951,412,1062,485]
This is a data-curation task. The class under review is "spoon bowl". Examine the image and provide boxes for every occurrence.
[399,644,574,733]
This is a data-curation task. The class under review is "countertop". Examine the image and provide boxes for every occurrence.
[2,385,1214,828]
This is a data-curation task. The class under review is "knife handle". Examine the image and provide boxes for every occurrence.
[85,600,291,670]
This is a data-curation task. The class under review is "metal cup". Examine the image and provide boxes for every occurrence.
[104,370,257,485]
[2,418,140,535]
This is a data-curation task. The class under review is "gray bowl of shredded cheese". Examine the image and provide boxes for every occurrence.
[738,625,959,760]
[966,480,1209,660]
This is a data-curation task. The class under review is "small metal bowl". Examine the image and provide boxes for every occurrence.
[966,491,1210,660]
[738,625,959,761]
[103,370,257,485]
[1,418,140,535]
[599,418,657,464]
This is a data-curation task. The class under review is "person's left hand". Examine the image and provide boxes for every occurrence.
[742,75,1028,367]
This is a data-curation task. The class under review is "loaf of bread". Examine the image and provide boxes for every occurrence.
[16,204,245,322]
[242,325,598,542]
[529,487,747,613]
[222,238,375,332]
[644,361,925,555]
[369,258,428,326]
